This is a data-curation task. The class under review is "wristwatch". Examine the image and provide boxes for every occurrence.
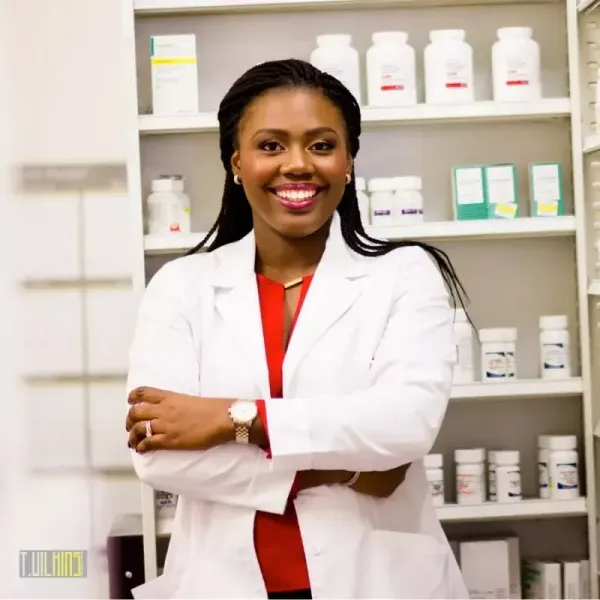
[228,399,258,444]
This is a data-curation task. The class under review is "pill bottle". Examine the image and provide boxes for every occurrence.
[495,450,522,503]
[488,450,498,501]
[538,434,551,499]
[539,315,571,380]
[492,27,541,103]
[424,453,445,507]
[366,31,417,107]
[424,29,474,105]
[355,177,370,227]
[368,178,396,227]
[480,327,517,381]
[310,34,361,104]
[453,308,475,384]
[548,435,579,499]
[393,176,424,225]
[155,490,177,517]
[147,176,191,235]
[455,448,486,505]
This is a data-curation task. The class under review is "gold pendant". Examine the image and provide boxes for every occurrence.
[283,277,303,290]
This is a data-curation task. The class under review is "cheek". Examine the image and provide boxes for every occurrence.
[239,154,277,187]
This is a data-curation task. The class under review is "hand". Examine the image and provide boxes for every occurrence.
[126,387,233,453]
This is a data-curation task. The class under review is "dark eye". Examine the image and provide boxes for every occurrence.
[311,140,335,152]
[258,140,283,153]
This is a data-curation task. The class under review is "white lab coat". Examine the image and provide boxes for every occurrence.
[128,214,469,599]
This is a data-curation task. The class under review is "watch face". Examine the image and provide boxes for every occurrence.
[232,400,257,423]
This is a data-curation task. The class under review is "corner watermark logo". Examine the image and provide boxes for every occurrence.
[19,550,87,578]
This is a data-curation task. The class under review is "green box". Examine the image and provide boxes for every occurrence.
[452,166,487,220]
[484,163,520,219]
[529,162,565,217]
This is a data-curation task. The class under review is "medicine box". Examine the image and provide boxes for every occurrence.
[484,164,520,219]
[529,162,565,217]
[459,536,521,599]
[523,560,561,599]
[151,34,199,116]
[452,166,487,221]
[562,561,581,599]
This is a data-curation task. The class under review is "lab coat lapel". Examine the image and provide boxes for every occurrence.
[211,232,271,399]
[284,214,368,391]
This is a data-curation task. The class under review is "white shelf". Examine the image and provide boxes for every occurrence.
[144,217,576,254]
[138,99,570,136]
[589,280,600,296]
[153,498,587,534]
[135,0,556,14]
[436,498,588,523]
[451,378,583,400]
[583,133,600,154]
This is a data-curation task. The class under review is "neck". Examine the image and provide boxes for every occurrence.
[254,218,331,282]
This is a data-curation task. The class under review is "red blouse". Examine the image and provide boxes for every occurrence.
[254,273,313,593]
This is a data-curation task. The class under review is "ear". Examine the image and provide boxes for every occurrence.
[231,150,241,179]
[346,155,354,179]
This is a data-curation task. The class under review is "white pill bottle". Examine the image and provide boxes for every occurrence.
[310,34,362,104]
[424,29,474,105]
[366,31,417,107]
[455,448,486,505]
[492,27,541,103]
[539,315,571,380]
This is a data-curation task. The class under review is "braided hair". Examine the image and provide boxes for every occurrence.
[186,58,469,311]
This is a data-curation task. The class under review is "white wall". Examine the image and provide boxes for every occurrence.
[2,1,140,597]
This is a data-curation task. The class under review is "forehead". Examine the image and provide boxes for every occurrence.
[239,87,346,136]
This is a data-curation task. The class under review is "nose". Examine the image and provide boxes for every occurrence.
[280,145,315,177]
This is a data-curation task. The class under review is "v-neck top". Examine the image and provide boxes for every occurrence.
[254,273,313,593]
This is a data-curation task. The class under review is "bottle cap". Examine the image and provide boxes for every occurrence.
[479,327,517,342]
[539,315,568,330]
[454,448,485,463]
[548,435,577,450]
[368,177,396,193]
[424,453,443,469]
[494,450,520,465]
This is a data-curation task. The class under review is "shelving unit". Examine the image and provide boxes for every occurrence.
[123,0,600,594]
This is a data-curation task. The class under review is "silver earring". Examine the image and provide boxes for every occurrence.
[345,174,351,185]
[233,174,241,185]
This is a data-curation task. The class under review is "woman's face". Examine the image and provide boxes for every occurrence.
[231,87,352,239]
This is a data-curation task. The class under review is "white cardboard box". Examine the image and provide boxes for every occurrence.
[523,561,561,599]
[562,561,581,599]
[460,536,521,599]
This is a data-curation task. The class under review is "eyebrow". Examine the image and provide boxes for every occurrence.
[251,126,339,139]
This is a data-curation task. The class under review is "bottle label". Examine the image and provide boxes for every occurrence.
[457,473,481,498]
[373,209,391,216]
[539,462,548,489]
[400,208,423,215]
[489,470,496,496]
[503,55,533,86]
[444,58,469,89]
[155,490,177,509]
[484,351,506,378]
[507,470,522,498]
[428,479,444,499]
[542,342,566,370]
[379,63,409,91]
[505,351,516,378]
[556,463,578,490]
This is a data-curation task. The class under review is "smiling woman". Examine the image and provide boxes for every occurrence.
[126,59,470,599]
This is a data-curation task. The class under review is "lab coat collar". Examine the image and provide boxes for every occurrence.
[209,211,368,288]
[210,212,370,397]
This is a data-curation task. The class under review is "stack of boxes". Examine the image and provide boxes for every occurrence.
[452,535,591,599]
[451,163,564,221]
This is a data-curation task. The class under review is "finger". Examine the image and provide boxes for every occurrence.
[126,404,159,430]
[128,421,147,448]
[128,386,165,405]
[136,433,168,454]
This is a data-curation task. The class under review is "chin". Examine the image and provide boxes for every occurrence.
[272,213,330,239]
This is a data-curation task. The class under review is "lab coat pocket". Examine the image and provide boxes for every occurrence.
[360,530,453,599]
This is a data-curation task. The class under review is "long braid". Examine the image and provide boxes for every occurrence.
[185,59,469,313]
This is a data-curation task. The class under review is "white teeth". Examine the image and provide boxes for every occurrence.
[275,189,318,201]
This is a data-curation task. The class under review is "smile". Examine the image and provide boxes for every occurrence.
[267,184,325,212]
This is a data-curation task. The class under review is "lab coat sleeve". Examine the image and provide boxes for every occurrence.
[127,258,296,515]
[264,247,455,472]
